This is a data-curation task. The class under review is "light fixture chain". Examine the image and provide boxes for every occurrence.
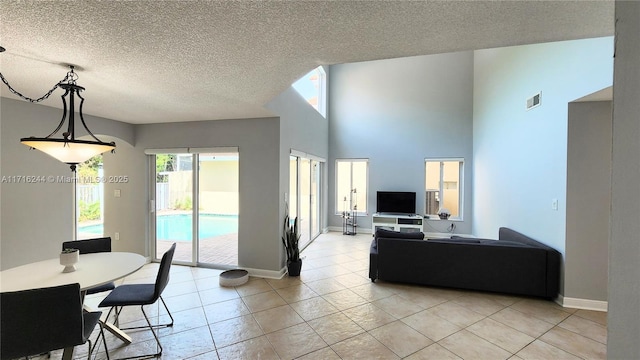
[0,71,70,103]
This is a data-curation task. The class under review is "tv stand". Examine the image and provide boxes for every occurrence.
[372,213,423,233]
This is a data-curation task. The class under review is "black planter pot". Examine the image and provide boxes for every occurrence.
[287,259,302,276]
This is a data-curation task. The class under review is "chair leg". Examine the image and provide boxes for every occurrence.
[114,306,123,327]
[86,339,92,360]
[88,322,110,360]
[101,301,170,359]
[104,306,116,325]
[158,296,174,328]
[98,298,173,359]
[101,306,162,360]
[118,297,174,331]
[140,306,163,358]
[99,322,110,360]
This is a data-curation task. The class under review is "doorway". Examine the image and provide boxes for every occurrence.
[151,149,239,267]
[290,152,323,250]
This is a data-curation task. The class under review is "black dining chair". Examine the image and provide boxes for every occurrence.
[0,283,109,360]
[63,236,115,295]
[98,243,176,358]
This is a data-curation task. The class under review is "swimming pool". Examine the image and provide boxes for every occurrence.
[157,214,238,241]
[78,214,238,241]
[78,224,104,235]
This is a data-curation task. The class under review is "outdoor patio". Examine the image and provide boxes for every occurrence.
[156,233,238,266]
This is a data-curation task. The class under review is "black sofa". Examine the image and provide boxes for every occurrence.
[369,227,561,299]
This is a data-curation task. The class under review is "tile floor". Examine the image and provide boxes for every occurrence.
[68,232,606,359]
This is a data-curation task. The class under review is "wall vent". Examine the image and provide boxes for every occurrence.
[526,91,542,110]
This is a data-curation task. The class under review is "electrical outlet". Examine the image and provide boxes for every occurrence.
[552,199,558,210]
[115,232,120,241]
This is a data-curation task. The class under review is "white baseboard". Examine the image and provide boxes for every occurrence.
[327,226,373,234]
[556,294,608,312]
[243,266,287,279]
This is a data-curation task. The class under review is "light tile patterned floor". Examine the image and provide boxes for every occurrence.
[65,232,606,359]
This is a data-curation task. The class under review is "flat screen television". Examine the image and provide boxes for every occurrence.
[376,191,416,214]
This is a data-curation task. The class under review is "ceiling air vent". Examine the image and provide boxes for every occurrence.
[526,91,542,110]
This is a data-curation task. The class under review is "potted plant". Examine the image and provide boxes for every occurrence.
[282,209,302,276]
[60,248,79,273]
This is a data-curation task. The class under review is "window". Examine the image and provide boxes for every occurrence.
[425,159,463,219]
[336,159,368,215]
[76,155,104,239]
[292,66,326,117]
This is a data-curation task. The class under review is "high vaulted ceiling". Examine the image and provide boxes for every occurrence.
[0,1,614,124]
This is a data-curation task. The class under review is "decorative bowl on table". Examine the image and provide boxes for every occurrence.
[60,249,79,273]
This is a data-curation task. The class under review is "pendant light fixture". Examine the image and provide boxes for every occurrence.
[0,52,115,171]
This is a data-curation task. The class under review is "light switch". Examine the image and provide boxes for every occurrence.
[114,189,121,198]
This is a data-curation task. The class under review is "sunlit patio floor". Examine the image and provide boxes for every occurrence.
[156,233,238,266]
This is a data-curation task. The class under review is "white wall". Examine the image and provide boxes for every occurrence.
[1,78,329,275]
[565,101,611,302]
[134,118,282,272]
[472,37,614,296]
[0,98,135,270]
[265,65,330,266]
[608,0,640,356]
[102,137,148,255]
[133,81,329,273]
[328,52,474,234]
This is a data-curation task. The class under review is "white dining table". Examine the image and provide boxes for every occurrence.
[0,252,146,358]
[0,252,145,293]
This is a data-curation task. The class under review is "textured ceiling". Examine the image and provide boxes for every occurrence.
[0,1,614,124]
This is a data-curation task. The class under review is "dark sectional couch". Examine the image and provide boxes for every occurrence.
[369,227,561,299]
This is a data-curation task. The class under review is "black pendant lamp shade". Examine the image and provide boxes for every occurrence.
[18,67,115,171]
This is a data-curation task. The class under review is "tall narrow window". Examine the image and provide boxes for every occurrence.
[336,159,368,215]
[76,155,104,239]
[425,159,463,219]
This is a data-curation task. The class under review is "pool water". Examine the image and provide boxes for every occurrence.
[157,214,238,241]
[79,224,104,234]
[79,214,238,241]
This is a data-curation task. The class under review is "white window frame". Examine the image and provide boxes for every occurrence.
[335,159,369,216]
[425,158,464,220]
[292,66,327,118]
[316,66,327,118]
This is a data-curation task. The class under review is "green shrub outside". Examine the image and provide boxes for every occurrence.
[79,200,101,222]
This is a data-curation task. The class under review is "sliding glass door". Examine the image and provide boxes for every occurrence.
[154,153,195,263]
[151,149,239,266]
[290,153,323,250]
[310,160,320,237]
[197,153,239,265]
[299,158,311,247]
